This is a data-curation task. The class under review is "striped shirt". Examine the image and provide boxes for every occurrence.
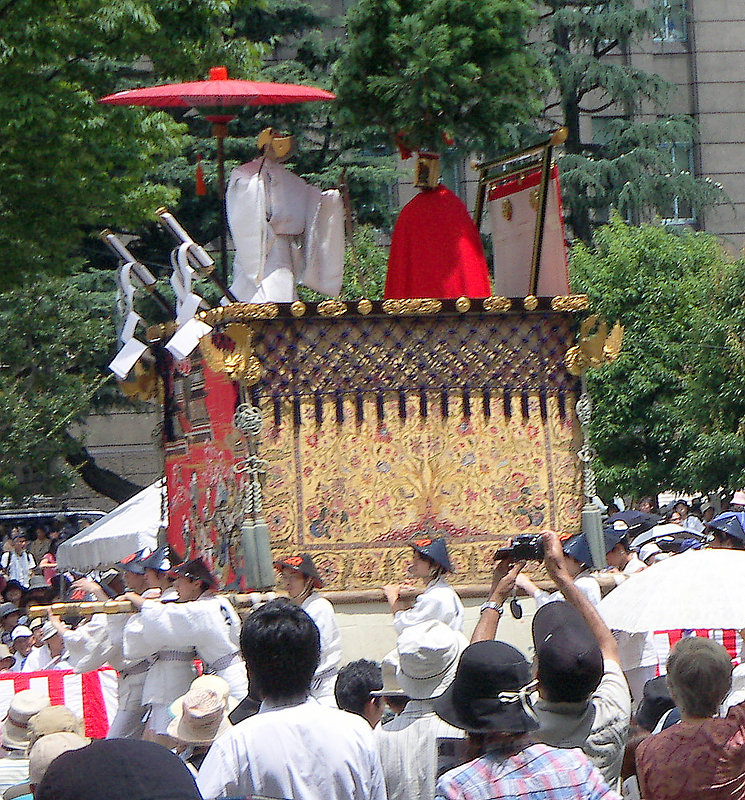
[436,742,620,800]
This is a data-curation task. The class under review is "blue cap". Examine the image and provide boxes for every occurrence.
[410,536,454,573]
[707,512,745,543]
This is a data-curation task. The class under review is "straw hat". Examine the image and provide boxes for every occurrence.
[28,732,89,784]
[166,688,231,745]
[2,690,50,750]
[168,674,237,716]
[28,705,86,749]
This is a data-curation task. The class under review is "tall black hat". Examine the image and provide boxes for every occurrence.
[114,548,148,576]
[140,546,171,573]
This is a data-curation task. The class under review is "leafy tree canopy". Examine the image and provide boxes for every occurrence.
[571,214,745,497]
[0,0,264,284]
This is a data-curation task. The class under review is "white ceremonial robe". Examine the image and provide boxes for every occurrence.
[196,696,387,800]
[302,592,341,705]
[393,577,465,634]
[124,594,247,701]
[226,158,345,303]
[22,645,71,672]
[63,614,148,739]
[123,603,196,734]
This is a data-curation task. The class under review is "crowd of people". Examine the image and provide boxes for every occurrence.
[0,503,742,799]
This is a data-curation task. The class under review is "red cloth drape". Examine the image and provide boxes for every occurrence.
[384,185,491,299]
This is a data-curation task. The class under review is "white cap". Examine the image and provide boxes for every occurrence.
[11,625,33,640]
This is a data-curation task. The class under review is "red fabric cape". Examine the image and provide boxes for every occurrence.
[384,185,491,299]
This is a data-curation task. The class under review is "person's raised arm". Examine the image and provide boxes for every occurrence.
[541,530,619,662]
[470,559,525,644]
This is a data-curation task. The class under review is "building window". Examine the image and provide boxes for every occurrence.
[659,142,695,224]
[655,0,687,43]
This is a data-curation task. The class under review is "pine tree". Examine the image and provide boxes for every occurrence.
[537,0,723,242]
[333,0,545,154]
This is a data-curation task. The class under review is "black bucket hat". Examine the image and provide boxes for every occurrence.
[274,554,323,588]
[433,641,538,734]
[410,536,454,573]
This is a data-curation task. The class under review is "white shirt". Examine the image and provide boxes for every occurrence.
[21,644,71,672]
[0,551,35,587]
[196,696,387,800]
[534,571,602,609]
[302,593,341,701]
[0,751,28,796]
[622,554,646,575]
[393,577,465,634]
[375,698,464,800]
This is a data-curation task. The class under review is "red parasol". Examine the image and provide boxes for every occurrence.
[100,67,336,274]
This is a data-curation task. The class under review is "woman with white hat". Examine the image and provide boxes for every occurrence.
[383,537,464,633]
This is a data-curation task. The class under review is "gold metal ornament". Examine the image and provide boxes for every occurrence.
[551,295,590,312]
[199,303,279,325]
[523,295,539,311]
[455,296,471,313]
[502,199,513,221]
[290,301,307,318]
[118,361,161,402]
[382,299,442,315]
[482,296,512,312]
[318,299,348,317]
[529,188,540,212]
[357,299,373,315]
[564,315,624,376]
[199,322,262,384]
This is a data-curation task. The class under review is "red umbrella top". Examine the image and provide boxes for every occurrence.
[99,66,336,109]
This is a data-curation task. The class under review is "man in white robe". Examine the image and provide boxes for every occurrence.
[123,558,247,703]
[226,128,345,303]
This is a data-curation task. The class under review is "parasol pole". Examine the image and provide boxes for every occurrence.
[208,115,234,288]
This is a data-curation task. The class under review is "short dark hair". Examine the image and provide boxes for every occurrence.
[240,598,320,701]
[334,660,382,717]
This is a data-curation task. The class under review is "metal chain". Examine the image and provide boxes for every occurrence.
[233,403,266,519]
[577,375,597,500]
[233,404,263,437]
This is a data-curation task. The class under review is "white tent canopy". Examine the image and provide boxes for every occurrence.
[56,479,167,572]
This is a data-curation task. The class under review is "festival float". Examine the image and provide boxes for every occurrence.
[100,68,619,596]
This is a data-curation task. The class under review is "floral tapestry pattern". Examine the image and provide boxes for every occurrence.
[264,392,581,590]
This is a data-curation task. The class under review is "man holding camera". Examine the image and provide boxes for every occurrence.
[472,531,631,787]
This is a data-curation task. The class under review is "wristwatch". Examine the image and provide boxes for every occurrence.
[480,601,503,615]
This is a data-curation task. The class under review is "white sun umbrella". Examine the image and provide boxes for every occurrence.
[598,548,745,633]
[56,479,166,572]
[629,522,688,550]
